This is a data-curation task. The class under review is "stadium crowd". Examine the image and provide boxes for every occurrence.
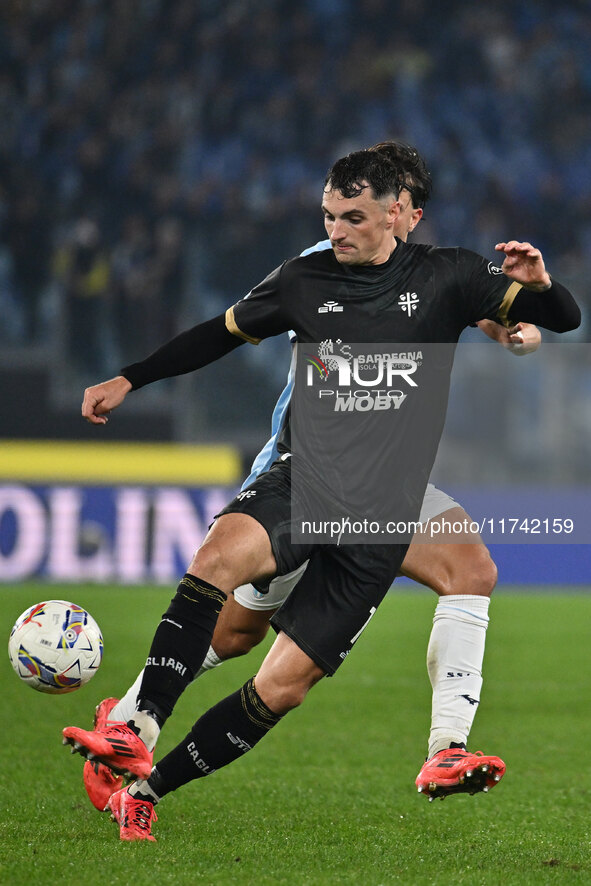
[0,0,588,414]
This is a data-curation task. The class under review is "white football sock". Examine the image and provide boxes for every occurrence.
[195,645,223,677]
[128,710,161,752]
[128,775,161,805]
[109,671,144,723]
[426,594,490,759]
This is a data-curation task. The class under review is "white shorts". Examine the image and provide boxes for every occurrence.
[233,483,461,612]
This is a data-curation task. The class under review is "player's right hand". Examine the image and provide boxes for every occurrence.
[82,375,132,424]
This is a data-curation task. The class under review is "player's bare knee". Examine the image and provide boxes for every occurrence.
[264,683,308,715]
[469,549,497,596]
[214,628,266,660]
[434,545,497,597]
[480,553,498,595]
[455,551,497,597]
[190,541,234,590]
[255,675,318,715]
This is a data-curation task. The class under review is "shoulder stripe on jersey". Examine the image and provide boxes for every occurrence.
[225,306,262,345]
[496,281,522,327]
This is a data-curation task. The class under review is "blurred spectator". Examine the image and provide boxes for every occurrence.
[112,213,184,359]
[0,243,24,343]
[54,217,111,375]
[4,189,50,341]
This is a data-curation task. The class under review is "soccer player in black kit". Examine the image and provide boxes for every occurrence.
[64,149,580,841]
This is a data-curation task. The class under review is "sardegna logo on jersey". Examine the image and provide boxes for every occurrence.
[303,339,421,412]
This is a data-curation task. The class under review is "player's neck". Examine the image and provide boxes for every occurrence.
[369,236,398,266]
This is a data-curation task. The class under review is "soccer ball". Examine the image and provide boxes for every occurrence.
[8,600,103,694]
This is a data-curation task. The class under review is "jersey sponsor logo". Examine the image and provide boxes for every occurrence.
[236,489,256,501]
[305,354,330,380]
[487,262,503,275]
[331,390,407,411]
[305,339,419,411]
[306,341,418,387]
[398,291,420,315]
[318,300,343,313]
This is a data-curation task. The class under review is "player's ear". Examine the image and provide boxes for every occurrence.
[387,199,401,227]
[408,207,423,232]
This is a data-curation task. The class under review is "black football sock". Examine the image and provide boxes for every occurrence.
[149,677,282,796]
[136,574,226,722]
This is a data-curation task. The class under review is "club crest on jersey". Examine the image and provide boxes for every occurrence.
[398,292,419,316]
[487,262,504,275]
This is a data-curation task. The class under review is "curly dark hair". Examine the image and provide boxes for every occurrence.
[369,140,432,208]
[324,149,405,201]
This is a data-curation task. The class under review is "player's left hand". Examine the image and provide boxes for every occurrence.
[476,319,542,355]
[476,318,542,354]
[503,322,542,355]
[495,241,552,291]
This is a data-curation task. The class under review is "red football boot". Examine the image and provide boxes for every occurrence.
[82,698,126,810]
[63,721,152,780]
[107,787,158,842]
[416,747,506,801]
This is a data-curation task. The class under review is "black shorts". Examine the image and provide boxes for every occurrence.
[217,458,409,675]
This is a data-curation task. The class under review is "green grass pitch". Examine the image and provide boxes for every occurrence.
[1,584,590,885]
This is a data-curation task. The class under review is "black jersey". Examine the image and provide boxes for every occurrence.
[118,236,577,541]
[226,240,519,540]
[226,239,520,346]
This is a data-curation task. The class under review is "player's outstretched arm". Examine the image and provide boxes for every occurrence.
[476,319,542,356]
[82,376,132,424]
[81,314,246,426]
[120,313,244,391]
[81,315,246,425]
[496,241,581,332]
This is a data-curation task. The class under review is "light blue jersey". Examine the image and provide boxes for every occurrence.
[240,239,331,490]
